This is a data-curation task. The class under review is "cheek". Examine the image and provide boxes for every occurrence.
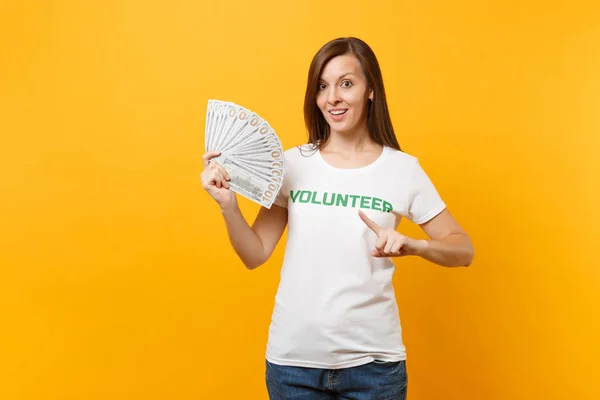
[316,93,327,111]
[345,91,366,109]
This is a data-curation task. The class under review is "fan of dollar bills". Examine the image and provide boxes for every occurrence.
[204,99,285,209]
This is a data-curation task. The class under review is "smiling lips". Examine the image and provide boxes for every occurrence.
[328,109,348,120]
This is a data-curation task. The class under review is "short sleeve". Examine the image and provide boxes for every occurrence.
[407,159,446,224]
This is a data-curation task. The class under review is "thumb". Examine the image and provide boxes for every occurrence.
[358,210,381,235]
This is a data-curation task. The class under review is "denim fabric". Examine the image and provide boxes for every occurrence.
[265,359,407,400]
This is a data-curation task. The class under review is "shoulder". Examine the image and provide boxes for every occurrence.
[282,143,319,164]
[383,146,420,171]
[383,147,440,189]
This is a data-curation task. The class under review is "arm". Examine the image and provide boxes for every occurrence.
[359,208,474,267]
[414,209,474,267]
[200,151,288,270]
[221,203,288,270]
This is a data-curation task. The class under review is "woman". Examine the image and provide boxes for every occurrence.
[201,37,474,400]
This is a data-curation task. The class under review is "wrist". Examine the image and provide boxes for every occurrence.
[219,201,239,216]
[413,239,429,257]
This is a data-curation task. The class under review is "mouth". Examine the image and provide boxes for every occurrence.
[328,109,348,122]
[328,109,348,116]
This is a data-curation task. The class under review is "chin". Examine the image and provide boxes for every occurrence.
[329,122,356,135]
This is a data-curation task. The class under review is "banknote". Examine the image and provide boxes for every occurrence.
[204,99,285,208]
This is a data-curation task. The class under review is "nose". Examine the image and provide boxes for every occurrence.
[327,86,341,105]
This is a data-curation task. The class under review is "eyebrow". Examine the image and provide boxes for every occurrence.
[319,72,355,82]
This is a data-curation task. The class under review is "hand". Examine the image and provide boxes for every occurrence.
[200,152,237,210]
[358,210,427,258]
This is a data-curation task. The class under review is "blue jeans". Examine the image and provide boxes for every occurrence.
[265,359,408,400]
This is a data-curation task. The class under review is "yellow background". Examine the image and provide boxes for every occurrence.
[1,0,599,399]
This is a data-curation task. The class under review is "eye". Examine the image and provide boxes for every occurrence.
[318,83,327,90]
[341,80,352,88]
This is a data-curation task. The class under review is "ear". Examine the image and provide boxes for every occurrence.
[368,89,374,101]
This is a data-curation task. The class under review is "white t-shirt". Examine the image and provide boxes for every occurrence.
[265,144,446,369]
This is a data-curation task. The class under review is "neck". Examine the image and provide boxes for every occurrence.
[322,125,378,154]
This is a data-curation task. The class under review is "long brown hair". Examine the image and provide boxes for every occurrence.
[303,37,401,151]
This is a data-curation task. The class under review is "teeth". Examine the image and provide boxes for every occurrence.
[330,110,346,115]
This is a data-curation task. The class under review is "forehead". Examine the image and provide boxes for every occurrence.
[320,54,363,81]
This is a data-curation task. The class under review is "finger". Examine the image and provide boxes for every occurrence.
[375,232,387,250]
[208,161,231,182]
[358,210,382,235]
[390,239,403,255]
[220,175,230,189]
[202,151,221,168]
[203,169,226,189]
[384,236,396,254]
[215,164,231,181]
[371,249,387,258]
[200,170,213,189]
[212,170,229,189]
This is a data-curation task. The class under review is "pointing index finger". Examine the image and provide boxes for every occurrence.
[358,210,381,235]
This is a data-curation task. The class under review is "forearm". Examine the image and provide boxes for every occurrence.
[415,233,474,267]
[220,205,266,270]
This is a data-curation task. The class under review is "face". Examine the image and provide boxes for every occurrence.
[316,54,373,136]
